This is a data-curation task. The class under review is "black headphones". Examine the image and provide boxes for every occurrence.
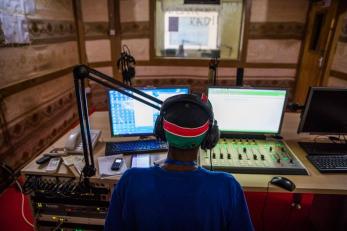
[154,94,220,150]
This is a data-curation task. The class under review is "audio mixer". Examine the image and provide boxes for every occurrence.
[199,139,308,175]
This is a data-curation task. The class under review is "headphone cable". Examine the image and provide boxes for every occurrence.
[261,181,271,231]
[209,149,213,171]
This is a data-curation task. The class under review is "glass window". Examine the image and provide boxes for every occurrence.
[154,0,244,60]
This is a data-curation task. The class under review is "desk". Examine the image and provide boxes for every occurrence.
[22,111,347,194]
[20,111,347,230]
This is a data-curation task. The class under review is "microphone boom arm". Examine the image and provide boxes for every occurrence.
[73,65,163,177]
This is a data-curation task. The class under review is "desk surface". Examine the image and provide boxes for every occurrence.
[21,112,347,194]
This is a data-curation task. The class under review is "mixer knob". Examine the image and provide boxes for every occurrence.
[253,154,257,160]
[281,147,285,152]
[277,158,281,163]
[289,159,293,164]
[238,154,242,160]
[261,154,265,160]
[220,154,223,159]
[212,153,216,159]
[243,147,247,153]
[227,153,231,159]
[269,146,273,152]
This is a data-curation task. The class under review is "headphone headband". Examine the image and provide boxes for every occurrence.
[160,94,214,123]
[154,93,220,150]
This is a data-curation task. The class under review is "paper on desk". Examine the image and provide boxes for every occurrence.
[98,154,127,177]
[73,156,85,175]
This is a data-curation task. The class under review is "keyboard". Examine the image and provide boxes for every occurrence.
[299,142,347,173]
[307,155,347,173]
[105,139,168,156]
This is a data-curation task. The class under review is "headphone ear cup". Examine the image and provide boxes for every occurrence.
[201,121,220,150]
[208,123,220,148]
[154,115,166,141]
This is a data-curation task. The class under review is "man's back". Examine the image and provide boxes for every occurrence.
[105,166,253,231]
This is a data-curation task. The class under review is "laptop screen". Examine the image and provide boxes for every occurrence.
[208,87,287,135]
[108,87,189,136]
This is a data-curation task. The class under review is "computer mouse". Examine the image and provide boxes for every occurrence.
[270,176,296,192]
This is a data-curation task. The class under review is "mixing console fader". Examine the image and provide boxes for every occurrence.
[199,139,308,175]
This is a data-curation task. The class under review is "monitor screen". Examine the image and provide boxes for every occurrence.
[208,87,287,135]
[298,87,347,134]
[108,87,189,136]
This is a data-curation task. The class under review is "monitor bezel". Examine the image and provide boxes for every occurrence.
[107,86,190,137]
[297,87,347,135]
[207,86,289,136]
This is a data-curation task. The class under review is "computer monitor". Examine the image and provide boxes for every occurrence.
[108,87,190,136]
[298,87,347,134]
[208,87,288,135]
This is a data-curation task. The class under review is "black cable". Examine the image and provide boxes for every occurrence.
[304,196,314,229]
[52,219,64,231]
[209,149,213,171]
[261,181,271,231]
[282,203,295,231]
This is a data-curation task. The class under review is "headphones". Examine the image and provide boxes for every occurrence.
[154,94,220,150]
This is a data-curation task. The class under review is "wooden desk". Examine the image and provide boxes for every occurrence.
[21,112,347,194]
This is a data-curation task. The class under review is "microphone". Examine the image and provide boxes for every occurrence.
[117,45,136,85]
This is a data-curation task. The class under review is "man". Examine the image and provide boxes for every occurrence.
[105,95,254,231]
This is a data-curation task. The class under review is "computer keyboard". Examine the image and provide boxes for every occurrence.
[105,139,168,155]
[299,142,347,173]
[307,155,347,173]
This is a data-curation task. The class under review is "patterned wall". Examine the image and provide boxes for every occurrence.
[0,0,78,172]
[328,13,347,86]
[0,0,313,173]
[88,0,304,110]
[0,41,78,87]
[91,66,296,111]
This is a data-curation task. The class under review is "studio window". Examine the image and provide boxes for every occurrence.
[154,0,244,60]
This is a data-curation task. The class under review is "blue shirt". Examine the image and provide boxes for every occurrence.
[105,166,254,231]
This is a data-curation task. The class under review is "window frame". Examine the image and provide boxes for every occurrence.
[149,0,251,67]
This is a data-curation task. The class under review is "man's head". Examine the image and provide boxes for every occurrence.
[154,94,220,150]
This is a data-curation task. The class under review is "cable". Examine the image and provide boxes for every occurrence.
[209,149,213,171]
[261,181,270,231]
[52,219,64,231]
[282,203,295,231]
[14,180,34,228]
[1,163,35,228]
[313,135,328,143]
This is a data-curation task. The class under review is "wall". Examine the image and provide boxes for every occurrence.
[327,12,347,87]
[82,0,310,110]
[0,0,79,174]
[0,0,311,172]
[246,0,308,100]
